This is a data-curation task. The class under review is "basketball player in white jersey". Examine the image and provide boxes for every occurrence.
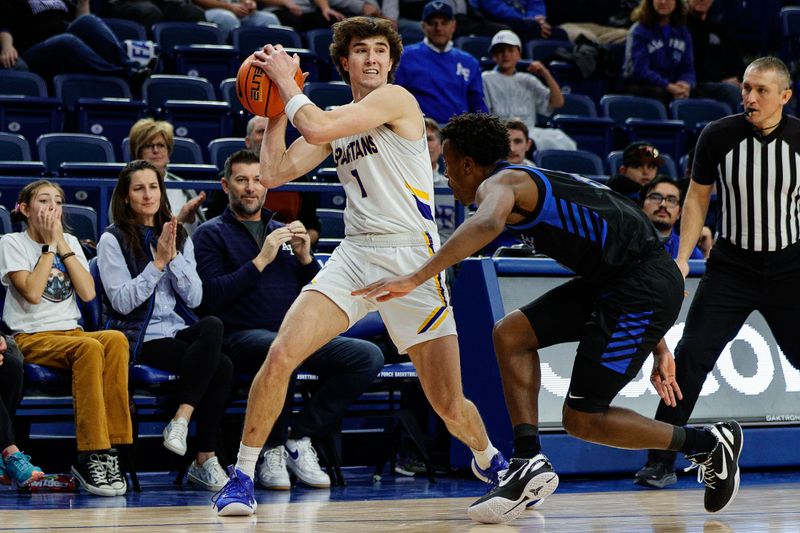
[212,17,508,517]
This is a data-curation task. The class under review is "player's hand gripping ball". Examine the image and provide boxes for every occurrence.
[236,52,304,118]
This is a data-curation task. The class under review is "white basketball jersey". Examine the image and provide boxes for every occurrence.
[331,123,438,238]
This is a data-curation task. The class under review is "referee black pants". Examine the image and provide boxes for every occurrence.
[649,238,800,465]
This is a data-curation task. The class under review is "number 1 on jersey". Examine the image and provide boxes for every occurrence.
[351,169,367,198]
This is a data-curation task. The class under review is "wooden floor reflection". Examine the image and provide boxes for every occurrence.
[1,482,798,532]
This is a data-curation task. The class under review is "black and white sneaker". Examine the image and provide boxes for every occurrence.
[71,453,116,497]
[685,421,743,513]
[468,454,559,524]
[102,450,127,496]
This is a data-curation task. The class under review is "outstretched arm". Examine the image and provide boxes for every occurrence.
[353,176,520,301]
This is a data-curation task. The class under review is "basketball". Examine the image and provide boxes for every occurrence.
[235,53,305,119]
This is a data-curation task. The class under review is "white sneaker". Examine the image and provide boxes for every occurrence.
[257,446,291,490]
[188,456,227,491]
[285,438,331,489]
[163,418,189,456]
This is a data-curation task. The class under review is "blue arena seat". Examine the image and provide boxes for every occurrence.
[524,39,572,62]
[316,208,345,252]
[152,21,224,51]
[454,35,492,61]
[208,137,246,169]
[601,95,684,160]
[0,72,62,152]
[305,28,337,81]
[62,204,99,242]
[231,25,302,57]
[36,133,115,174]
[142,74,217,113]
[550,115,614,159]
[0,132,31,161]
[600,94,667,126]
[304,82,352,109]
[0,205,12,234]
[174,44,239,90]
[534,148,605,176]
[559,93,597,117]
[162,101,231,161]
[669,98,731,141]
[102,17,148,41]
[219,78,248,136]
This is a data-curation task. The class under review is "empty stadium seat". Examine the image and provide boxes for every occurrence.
[153,21,223,51]
[162,101,231,161]
[601,94,685,160]
[534,148,605,176]
[0,132,31,161]
[0,205,12,234]
[208,137,246,169]
[54,74,146,159]
[524,39,572,62]
[600,94,667,126]
[102,17,148,41]
[231,25,301,58]
[36,133,115,174]
[142,74,217,113]
[304,82,352,109]
[669,98,731,141]
[559,93,597,117]
[63,204,99,242]
[0,72,62,152]
[305,28,337,81]
[316,208,345,252]
[455,35,492,61]
[174,44,239,90]
[550,115,614,159]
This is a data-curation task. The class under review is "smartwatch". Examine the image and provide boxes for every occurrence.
[41,244,53,254]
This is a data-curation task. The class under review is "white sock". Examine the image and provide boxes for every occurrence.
[235,443,262,479]
[471,441,500,470]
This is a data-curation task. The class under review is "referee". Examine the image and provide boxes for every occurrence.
[635,56,800,488]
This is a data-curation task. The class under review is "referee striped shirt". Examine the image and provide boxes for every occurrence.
[693,113,800,251]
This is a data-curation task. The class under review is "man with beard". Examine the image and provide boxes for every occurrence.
[191,149,384,493]
[639,175,705,260]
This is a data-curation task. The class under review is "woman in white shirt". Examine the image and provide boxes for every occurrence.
[0,180,131,497]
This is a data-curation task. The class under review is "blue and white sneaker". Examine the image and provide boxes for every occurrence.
[471,451,509,485]
[212,466,257,516]
[5,452,44,487]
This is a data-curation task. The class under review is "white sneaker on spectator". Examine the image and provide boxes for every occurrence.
[188,456,227,491]
[163,418,189,456]
[285,437,331,489]
[257,446,291,490]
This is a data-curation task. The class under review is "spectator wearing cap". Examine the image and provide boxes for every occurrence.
[607,141,663,200]
[639,175,707,259]
[393,0,488,124]
[475,0,568,43]
[482,29,576,151]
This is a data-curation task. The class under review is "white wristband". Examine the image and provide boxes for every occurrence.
[284,93,313,126]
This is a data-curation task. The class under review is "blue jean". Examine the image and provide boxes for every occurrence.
[23,14,130,79]
[223,329,384,446]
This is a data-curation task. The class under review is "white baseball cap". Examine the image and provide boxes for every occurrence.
[489,30,522,54]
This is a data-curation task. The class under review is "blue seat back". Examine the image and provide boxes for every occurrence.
[534,148,605,176]
[600,94,667,127]
[102,17,148,41]
[0,205,12,234]
[173,44,239,90]
[669,98,731,127]
[317,208,345,239]
[524,39,572,62]
[153,21,223,53]
[304,82,351,109]
[142,75,216,112]
[0,132,31,161]
[0,96,62,152]
[454,35,493,60]
[63,204,99,242]
[231,25,301,57]
[0,71,48,97]
[54,74,132,109]
[36,133,115,174]
[208,137,246,169]
[162,101,231,161]
[559,93,597,118]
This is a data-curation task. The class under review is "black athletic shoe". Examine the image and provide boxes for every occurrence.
[685,421,743,513]
[467,454,559,524]
[71,453,116,497]
[634,460,677,488]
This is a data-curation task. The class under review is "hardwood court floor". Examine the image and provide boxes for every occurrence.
[1,471,798,532]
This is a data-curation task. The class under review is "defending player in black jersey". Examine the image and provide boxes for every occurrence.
[353,113,744,524]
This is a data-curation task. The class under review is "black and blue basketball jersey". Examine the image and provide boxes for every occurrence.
[497,163,662,278]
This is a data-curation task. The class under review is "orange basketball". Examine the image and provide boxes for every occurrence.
[235,53,305,119]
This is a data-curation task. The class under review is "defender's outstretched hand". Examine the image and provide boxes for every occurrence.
[352,275,419,302]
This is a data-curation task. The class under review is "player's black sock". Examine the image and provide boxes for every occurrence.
[679,427,717,455]
[512,424,541,459]
[667,426,686,452]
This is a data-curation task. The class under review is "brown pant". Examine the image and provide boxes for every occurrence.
[15,329,132,451]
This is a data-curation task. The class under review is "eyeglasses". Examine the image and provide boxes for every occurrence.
[645,193,680,207]
[142,142,167,152]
